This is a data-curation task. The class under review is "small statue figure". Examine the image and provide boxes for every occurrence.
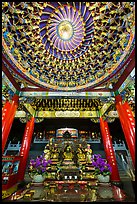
[50,144,59,160]
[85,144,92,164]
[43,145,51,161]
[49,138,53,146]
[77,144,85,161]
[89,189,97,201]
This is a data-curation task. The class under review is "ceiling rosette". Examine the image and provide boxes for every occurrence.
[39,3,93,60]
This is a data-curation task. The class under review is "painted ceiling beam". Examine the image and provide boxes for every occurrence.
[113,51,135,91]
[14,110,119,118]
[20,87,111,92]
[15,111,26,117]
[118,68,135,93]
[23,103,35,116]
[20,91,114,98]
[100,103,112,116]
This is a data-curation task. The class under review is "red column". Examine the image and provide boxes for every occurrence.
[100,117,121,182]
[18,117,35,181]
[2,94,19,154]
[122,102,135,135]
[2,100,11,133]
[115,94,135,167]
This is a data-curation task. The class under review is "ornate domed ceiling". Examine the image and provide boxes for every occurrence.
[2,2,135,91]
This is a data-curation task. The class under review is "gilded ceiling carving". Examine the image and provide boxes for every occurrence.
[2,2,135,91]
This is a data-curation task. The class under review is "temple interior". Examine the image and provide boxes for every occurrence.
[2,2,135,202]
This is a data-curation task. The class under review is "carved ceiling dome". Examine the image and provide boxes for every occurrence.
[2,2,135,91]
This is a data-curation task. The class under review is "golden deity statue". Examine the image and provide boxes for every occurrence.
[43,145,51,161]
[63,145,73,161]
[50,144,59,161]
[85,144,92,164]
[77,144,86,161]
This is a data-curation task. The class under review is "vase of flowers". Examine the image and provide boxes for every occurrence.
[91,154,112,183]
[28,154,52,183]
[97,174,110,183]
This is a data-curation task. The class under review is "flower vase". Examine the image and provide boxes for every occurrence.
[97,174,110,183]
[32,174,46,183]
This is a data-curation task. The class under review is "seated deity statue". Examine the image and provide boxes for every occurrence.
[43,147,51,161]
[51,144,59,160]
[49,138,54,151]
[63,145,73,161]
[49,138,54,146]
[77,144,86,161]
[85,144,92,164]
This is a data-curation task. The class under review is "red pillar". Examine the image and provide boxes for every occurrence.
[2,94,19,154]
[100,117,121,183]
[18,117,35,181]
[122,102,135,135]
[2,100,11,133]
[115,94,135,167]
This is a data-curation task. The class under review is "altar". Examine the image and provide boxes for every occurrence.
[40,133,98,188]
[2,134,135,202]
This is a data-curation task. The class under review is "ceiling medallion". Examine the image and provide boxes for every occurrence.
[40,4,85,56]
[57,20,73,41]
